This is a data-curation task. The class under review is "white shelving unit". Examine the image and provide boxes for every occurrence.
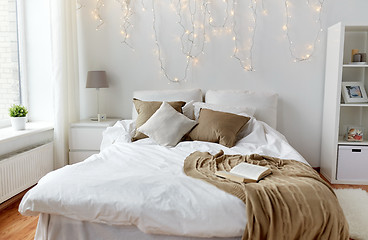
[343,64,368,67]
[321,22,368,184]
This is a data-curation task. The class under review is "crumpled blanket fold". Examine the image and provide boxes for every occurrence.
[184,150,349,240]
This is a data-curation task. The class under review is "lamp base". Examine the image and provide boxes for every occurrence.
[90,113,106,122]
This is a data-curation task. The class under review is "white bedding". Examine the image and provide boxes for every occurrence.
[19,118,308,238]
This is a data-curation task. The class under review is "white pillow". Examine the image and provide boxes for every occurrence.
[205,90,278,129]
[100,120,136,151]
[183,100,195,119]
[193,102,256,120]
[137,101,197,147]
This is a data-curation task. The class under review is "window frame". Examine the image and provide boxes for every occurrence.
[0,0,27,129]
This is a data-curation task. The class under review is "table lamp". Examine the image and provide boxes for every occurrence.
[86,71,108,121]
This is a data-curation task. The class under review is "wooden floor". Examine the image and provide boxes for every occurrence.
[0,177,367,240]
[320,174,368,192]
[0,198,38,240]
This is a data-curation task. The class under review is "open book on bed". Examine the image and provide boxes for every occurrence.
[215,162,272,183]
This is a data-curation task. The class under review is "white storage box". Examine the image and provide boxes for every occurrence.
[337,145,368,181]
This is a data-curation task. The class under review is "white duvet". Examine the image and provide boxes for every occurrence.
[19,118,308,238]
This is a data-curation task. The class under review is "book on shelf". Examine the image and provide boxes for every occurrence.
[215,162,272,183]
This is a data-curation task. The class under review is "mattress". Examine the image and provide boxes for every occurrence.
[19,118,308,239]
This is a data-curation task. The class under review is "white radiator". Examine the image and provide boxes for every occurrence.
[0,142,53,204]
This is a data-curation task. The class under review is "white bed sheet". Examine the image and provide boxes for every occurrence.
[19,118,308,238]
[36,213,241,240]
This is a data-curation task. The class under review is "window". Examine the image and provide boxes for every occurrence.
[0,0,23,127]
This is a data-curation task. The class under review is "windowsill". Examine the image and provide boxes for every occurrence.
[0,122,54,144]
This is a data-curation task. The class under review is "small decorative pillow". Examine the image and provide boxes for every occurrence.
[188,108,250,147]
[132,98,186,141]
[137,101,197,147]
[193,102,256,120]
[182,100,195,120]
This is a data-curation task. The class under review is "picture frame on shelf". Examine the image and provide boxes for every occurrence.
[345,125,364,142]
[341,82,368,103]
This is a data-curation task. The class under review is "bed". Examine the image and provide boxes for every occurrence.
[19,89,348,240]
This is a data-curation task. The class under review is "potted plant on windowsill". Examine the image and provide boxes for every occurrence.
[9,104,28,130]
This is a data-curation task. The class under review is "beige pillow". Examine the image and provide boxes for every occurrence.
[193,102,256,120]
[132,98,186,141]
[188,108,250,147]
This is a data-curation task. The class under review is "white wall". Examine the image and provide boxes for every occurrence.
[75,0,368,167]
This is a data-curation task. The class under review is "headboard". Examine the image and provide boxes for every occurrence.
[205,90,278,129]
[131,89,278,129]
[132,89,203,119]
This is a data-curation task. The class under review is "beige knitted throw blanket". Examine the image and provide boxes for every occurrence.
[183,150,349,240]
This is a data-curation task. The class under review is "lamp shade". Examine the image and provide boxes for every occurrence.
[86,71,108,88]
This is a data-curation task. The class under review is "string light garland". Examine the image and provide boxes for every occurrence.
[150,0,209,82]
[174,0,193,56]
[284,0,325,62]
[77,0,84,10]
[116,0,135,49]
[141,0,147,11]
[204,0,230,28]
[88,0,326,82]
[231,0,257,71]
[157,0,258,81]
[152,0,191,82]
[260,0,266,12]
[92,0,105,30]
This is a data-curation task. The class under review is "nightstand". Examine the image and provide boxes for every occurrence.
[69,118,121,164]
